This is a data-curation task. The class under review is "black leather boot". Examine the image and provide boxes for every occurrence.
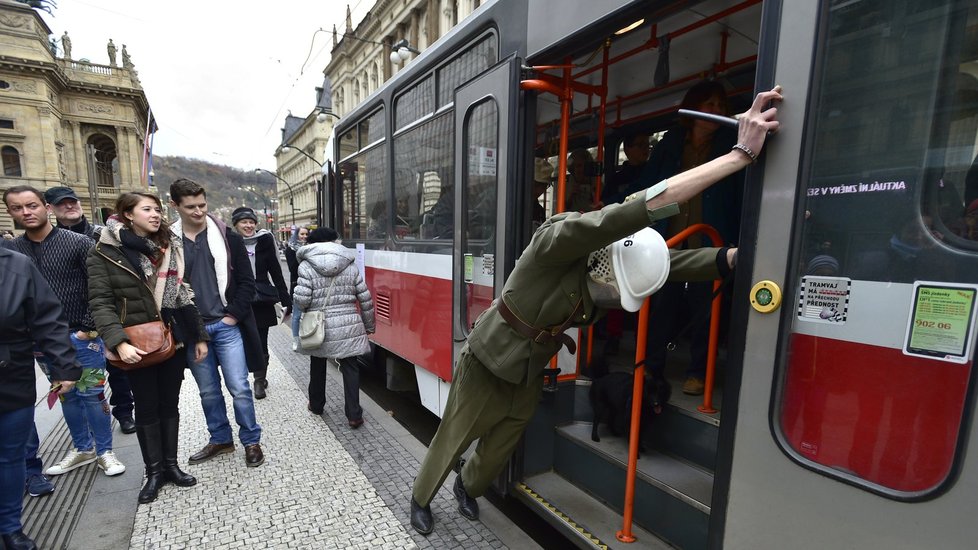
[1,530,38,550]
[254,369,267,400]
[160,416,197,487]
[410,497,434,536]
[453,474,480,520]
[136,422,166,504]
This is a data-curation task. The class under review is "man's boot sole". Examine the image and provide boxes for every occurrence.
[187,446,234,465]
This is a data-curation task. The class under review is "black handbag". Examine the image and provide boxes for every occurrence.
[254,282,280,304]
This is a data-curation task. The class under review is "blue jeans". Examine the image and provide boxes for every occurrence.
[36,334,113,455]
[189,320,262,446]
[291,309,302,339]
[25,424,41,477]
[1,406,33,535]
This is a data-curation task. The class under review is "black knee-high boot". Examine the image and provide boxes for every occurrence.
[160,416,197,487]
[136,422,165,504]
[254,368,268,399]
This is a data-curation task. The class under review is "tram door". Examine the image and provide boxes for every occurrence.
[451,57,520,350]
[719,0,978,548]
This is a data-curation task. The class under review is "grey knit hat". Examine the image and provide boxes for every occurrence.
[231,207,259,225]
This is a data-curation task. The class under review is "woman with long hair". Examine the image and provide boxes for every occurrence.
[231,207,291,399]
[294,227,375,427]
[87,192,209,504]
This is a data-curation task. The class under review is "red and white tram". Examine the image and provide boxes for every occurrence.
[325,0,978,547]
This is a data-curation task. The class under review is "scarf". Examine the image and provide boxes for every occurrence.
[105,217,195,313]
[241,229,272,276]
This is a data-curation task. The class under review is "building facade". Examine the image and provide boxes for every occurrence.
[273,1,483,237]
[0,0,155,231]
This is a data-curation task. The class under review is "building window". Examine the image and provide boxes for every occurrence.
[2,145,21,176]
[0,80,9,90]
[0,119,13,129]
[87,133,118,189]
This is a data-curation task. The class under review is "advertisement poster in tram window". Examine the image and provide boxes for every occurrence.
[903,282,978,364]
[468,146,497,176]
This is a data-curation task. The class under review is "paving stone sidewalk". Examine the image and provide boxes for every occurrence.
[128,325,519,549]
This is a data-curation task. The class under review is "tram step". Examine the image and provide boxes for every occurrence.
[553,422,713,550]
[572,381,720,472]
[515,471,674,550]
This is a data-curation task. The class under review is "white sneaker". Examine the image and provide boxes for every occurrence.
[97,451,126,476]
[45,449,96,475]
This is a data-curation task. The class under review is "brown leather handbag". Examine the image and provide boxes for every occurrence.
[103,321,176,370]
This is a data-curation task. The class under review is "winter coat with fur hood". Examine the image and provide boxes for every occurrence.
[294,241,375,359]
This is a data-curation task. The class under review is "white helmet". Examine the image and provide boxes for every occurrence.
[586,227,670,312]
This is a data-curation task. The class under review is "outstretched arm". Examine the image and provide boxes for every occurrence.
[644,86,782,212]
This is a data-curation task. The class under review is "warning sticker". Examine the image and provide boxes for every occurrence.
[797,276,851,324]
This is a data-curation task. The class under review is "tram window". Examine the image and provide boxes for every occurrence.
[339,145,387,241]
[393,113,453,241]
[339,128,358,160]
[395,76,435,131]
[360,108,386,148]
[462,98,498,331]
[778,0,978,499]
[437,34,498,108]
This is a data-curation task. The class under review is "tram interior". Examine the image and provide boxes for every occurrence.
[517,1,763,547]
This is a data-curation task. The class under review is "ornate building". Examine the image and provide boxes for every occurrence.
[0,0,155,231]
[274,1,483,236]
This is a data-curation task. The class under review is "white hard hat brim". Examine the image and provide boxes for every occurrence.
[611,227,671,312]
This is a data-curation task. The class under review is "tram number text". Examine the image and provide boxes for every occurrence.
[915,320,952,330]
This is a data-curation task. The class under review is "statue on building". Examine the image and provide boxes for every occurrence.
[61,31,72,59]
[122,44,132,69]
[107,38,117,66]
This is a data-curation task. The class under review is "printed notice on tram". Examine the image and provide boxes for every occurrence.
[903,282,978,364]
[798,276,851,324]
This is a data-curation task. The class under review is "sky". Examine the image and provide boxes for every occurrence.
[40,0,371,172]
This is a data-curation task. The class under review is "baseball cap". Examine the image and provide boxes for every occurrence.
[44,186,80,205]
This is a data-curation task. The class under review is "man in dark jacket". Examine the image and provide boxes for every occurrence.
[0,247,80,550]
[44,186,135,434]
[169,179,265,468]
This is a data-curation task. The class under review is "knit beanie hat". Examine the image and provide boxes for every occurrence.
[231,207,259,225]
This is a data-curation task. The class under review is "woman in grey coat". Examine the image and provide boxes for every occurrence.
[294,227,375,428]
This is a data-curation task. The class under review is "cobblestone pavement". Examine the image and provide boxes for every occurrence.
[128,324,510,549]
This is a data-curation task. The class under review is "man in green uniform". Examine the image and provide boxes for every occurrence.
[410,86,783,535]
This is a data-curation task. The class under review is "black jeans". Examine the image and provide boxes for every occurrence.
[126,352,185,426]
[309,356,362,421]
[105,363,134,420]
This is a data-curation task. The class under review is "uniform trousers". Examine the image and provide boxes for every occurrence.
[412,346,543,506]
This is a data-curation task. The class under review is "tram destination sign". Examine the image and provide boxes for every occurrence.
[903,282,978,364]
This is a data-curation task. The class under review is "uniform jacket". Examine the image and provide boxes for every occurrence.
[467,198,717,385]
[87,228,208,353]
[294,242,376,359]
[171,214,264,372]
[0,248,80,412]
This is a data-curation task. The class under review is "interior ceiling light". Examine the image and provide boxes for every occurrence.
[615,19,645,36]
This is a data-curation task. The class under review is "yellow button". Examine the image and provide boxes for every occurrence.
[749,280,782,313]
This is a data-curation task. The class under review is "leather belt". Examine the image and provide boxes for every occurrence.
[496,297,583,355]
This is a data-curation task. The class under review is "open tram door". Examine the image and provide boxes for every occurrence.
[720,0,978,549]
[449,56,523,490]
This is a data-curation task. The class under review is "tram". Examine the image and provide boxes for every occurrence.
[325,0,978,547]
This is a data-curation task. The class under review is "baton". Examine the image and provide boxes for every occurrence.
[677,109,739,129]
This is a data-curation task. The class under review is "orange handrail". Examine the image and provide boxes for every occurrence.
[618,223,724,543]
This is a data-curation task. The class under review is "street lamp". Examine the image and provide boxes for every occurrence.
[390,38,421,65]
[280,144,324,167]
[280,143,329,227]
[255,168,297,227]
[315,107,341,124]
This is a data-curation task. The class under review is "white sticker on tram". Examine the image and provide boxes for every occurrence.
[791,280,914,350]
[797,276,851,324]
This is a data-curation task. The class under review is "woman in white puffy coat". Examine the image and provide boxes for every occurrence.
[293,227,375,428]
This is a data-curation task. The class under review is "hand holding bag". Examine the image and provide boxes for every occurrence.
[298,277,337,350]
[103,321,176,370]
[254,281,281,304]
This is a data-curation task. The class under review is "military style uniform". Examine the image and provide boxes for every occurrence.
[413,196,724,506]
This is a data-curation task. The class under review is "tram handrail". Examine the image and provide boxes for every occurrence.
[618,222,723,543]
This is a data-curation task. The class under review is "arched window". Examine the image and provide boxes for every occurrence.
[2,145,21,176]
[87,133,118,189]
[354,79,361,104]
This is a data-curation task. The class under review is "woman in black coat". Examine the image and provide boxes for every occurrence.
[232,208,291,399]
